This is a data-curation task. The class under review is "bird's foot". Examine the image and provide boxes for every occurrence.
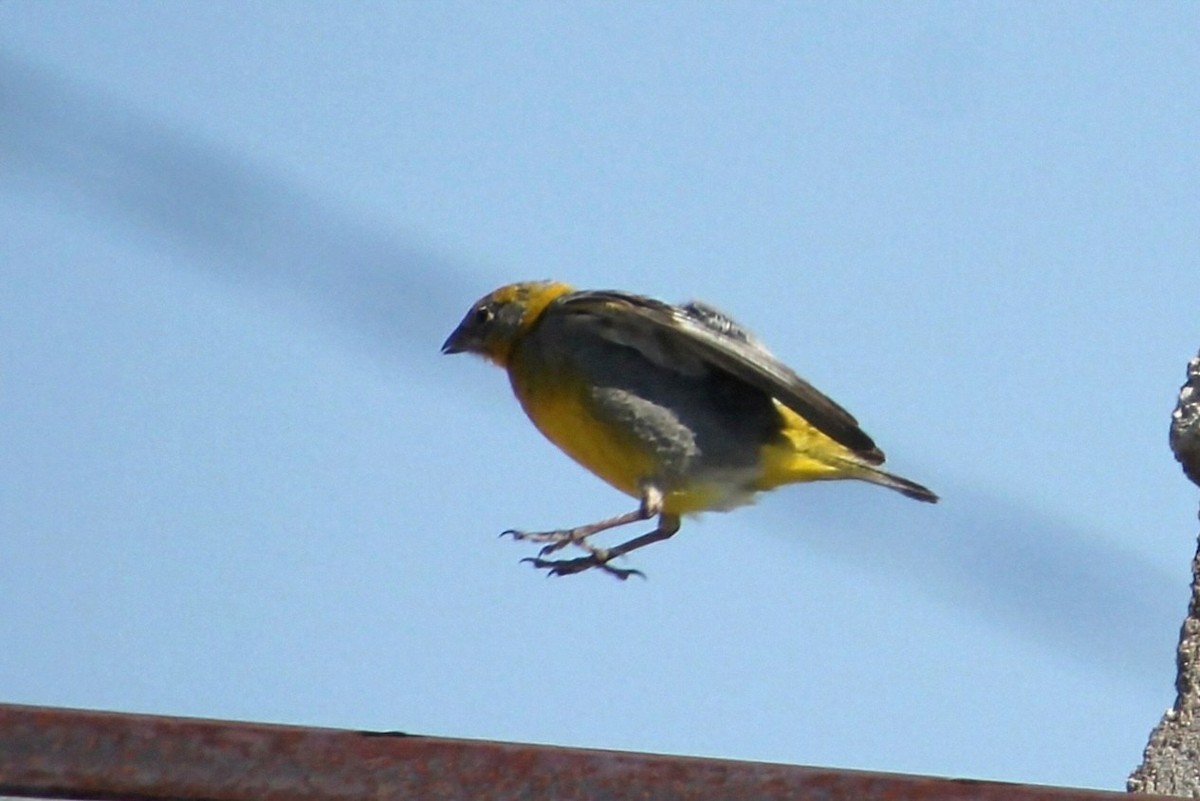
[501,526,593,556]
[520,552,645,581]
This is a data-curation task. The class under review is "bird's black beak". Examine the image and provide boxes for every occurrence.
[441,322,471,355]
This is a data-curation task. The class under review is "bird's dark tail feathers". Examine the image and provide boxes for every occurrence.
[853,462,939,503]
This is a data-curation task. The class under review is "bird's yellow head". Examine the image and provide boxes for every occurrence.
[442,280,574,366]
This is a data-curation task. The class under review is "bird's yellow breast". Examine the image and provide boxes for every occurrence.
[506,360,656,498]
[505,355,776,516]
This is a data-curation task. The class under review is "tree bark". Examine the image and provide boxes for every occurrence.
[1129,352,1200,796]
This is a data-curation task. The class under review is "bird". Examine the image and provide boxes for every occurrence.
[442,281,937,579]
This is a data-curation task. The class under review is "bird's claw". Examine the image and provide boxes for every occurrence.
[501,527,569,543]
[537,540,572,557]
[501,528,587,556]
[520,555,645,581]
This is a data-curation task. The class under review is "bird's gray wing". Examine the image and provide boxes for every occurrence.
[548,290,883,462]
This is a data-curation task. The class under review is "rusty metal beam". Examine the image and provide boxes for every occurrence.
[0,703,1160,800]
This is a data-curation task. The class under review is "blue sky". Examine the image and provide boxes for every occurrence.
[2,2,1198,790]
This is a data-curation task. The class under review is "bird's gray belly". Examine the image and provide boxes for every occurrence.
[585,367,780,485]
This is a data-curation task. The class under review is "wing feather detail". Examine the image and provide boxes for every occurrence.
[549,290,884,462]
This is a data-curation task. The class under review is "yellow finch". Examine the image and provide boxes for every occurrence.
[443,281,937,579]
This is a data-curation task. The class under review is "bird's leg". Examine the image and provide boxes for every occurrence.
[521,513,682,580]
[509,486,679,579]
[501,485,662,554]
[501,484,676,577]
[501,506,650,556]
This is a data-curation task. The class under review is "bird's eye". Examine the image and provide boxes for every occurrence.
[473,306,494,325]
